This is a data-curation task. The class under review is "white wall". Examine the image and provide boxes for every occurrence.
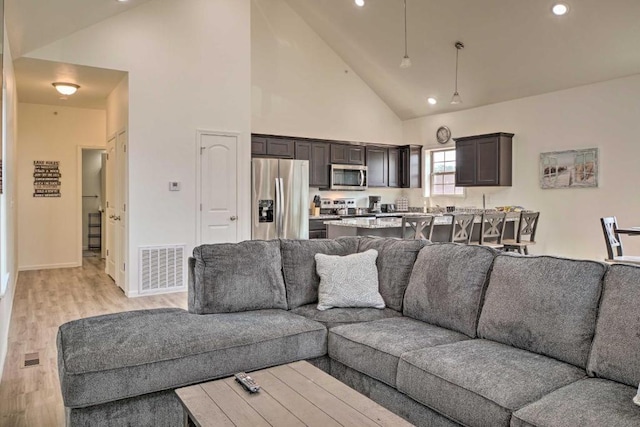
[26,0,251,295]
[81,149,104,250]
[0,28,20,381]
[17,104,106,270]
[251,0,402,145]
[107,76,128,137]
[403,74,640,260]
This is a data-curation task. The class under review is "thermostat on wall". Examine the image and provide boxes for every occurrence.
[169,182,181,191]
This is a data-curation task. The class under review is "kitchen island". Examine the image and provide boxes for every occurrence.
[324,212,520,242]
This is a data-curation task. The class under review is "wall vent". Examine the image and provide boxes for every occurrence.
[139,245,185,293]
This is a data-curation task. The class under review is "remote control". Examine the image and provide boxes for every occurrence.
[234,372,260,393]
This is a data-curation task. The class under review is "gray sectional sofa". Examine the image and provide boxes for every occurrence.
[56,237,640,426]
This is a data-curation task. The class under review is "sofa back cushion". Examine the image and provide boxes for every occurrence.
[189,240,287,314]
[478,254,606,368]
[358,237,427,311]
[588,264,640,387]
[280,237,360,309]
[403,243,496,337]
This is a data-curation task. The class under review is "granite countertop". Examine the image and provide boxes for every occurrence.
[324,211,520,229]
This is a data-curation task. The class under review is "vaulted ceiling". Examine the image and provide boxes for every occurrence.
[6,0,640,118]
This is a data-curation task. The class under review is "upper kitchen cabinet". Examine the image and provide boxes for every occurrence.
[454,132,514,187]
[251,135,295,158]
[399,145,422,188]
[330,144,365,165]
[366,146,388,187]
[388,147,400,187]
[295,141,330,188]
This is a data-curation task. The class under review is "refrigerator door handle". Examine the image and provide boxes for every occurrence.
[278,178,285,238]
[275,178,281,237]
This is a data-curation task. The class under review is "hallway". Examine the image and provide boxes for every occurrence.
[0,258,187,426]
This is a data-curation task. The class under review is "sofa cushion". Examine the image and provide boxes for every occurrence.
[477,254,606,368]
[396,339,585,427]
[190,240,287,314]
[403,243,496,337]
[316,249,385,311]
[512,378,640,427]
[290,304,402,329]
[588,264,640,387]
[57,308,327,408]
[357,237,427,311]
[329,317,469,387]
[280,237,360,309]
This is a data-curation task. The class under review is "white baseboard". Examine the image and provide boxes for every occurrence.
[130,286,187,298]
[19,262,82,271]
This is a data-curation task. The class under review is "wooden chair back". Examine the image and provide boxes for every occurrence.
[402,215,435,241]
[479,212,507,245]
[447,213,475,244]
[601,216,624,259]
[516,211,540,244]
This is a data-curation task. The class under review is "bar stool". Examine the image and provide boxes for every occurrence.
[445,213,475,244]
[600,216,640,265]
[471,212,507,248]
[502,211,539,255]
[402,215,435,241]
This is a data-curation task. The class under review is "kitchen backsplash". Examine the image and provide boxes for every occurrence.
[309,187,406,208]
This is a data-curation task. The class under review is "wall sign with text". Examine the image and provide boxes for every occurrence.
[33,160,62,197]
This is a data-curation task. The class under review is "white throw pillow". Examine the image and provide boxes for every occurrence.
[315,249,385,311]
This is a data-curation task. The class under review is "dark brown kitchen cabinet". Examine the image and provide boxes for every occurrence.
[388,147,400,187]
[454,132,513,187]
[251,136,295,158]
[309,219,327,239]
[331,144,365,165]
[295,141,330,188]
[399,145,422,188]
[366,146,388,187]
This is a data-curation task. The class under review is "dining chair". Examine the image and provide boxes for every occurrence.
[471,212,507,248]
[600,216,640,265]
[445,213,475,244]
[502,211,539,255]
[402,215,435,241]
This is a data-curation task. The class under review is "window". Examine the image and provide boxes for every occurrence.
[425,149,464,197]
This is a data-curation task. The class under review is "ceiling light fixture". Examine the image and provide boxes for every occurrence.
[52,83,80,96]
[552,3,568,15]
[400,0,411,68]
[427,97,437,105]
[450,41,464,105]
[355,0,365,7]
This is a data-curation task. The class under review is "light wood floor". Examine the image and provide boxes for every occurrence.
[0,258,187,427]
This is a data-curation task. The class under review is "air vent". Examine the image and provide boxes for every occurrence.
[139,245,185,293]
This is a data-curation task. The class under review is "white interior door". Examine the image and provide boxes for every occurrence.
[116,130,128,290]
[199,132,238,244]
[105,136,117,281]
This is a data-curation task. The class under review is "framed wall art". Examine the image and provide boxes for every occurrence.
[540,148,598,189]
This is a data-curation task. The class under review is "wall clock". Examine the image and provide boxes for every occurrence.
[436,126,451,144]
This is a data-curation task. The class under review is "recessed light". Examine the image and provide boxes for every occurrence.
[355,0,365,7]
[552,3,568,16]
[427,97,437,105]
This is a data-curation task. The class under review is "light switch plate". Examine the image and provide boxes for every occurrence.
[169,182,181,191]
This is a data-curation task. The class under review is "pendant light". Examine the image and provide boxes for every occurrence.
[400,0,411,68]
[450,41,464,104]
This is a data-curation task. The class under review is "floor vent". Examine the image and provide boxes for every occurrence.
[139,245,185,293]
[24,352,39,367]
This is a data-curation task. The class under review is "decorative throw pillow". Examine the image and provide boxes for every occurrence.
[315,249,385,311]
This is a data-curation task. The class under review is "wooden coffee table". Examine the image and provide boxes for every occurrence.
[175,361,413,426]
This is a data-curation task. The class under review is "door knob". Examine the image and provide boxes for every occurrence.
[230,216,238,221]
[109,214,115,219]
[114,216,121,221]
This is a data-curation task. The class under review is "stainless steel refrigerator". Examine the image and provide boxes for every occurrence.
[252,158,309,240]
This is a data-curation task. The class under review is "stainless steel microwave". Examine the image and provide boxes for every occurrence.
[329,164,368,191]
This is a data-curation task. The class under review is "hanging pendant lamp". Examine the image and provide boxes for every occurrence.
[400,0,411,68]
[451,41,464,104]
